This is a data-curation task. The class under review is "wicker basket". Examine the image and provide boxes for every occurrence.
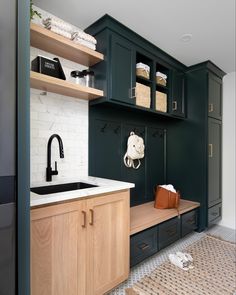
[156,91,167,112]
[136,82,151,108]
[136,63,150,79]
[156,76,167,86]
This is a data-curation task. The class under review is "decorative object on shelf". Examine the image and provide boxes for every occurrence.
[123,131,145,169]
[82,70,95,88]
[70,70,85,85]
[30,0,41,20]
[136,62,150,79]
[136,83,151,108]
[156,71,167,86]
[154,184,180,212]
[156,91,167,112]
[71,31,97,51]
[31,56,66,80]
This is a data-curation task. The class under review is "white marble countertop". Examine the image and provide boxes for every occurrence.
[30,176,135,207]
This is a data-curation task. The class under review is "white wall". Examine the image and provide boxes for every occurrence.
[220,72,236,229]
[30,46,89,184]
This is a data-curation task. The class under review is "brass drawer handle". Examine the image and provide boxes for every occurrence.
[89,209,94,225]
[138,243,150,251]
[82,211,86,228]
[129,87,136,99]
[172,101,178,111]
[209,103,214,113]
[187,218,195,225]
[166,228,176,236]
[209,144,213,158]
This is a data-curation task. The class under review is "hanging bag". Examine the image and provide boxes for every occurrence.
[123,131,145,169]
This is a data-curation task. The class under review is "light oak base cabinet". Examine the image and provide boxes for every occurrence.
[31,190,130,295]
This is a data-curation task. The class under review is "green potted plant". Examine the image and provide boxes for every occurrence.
[30,0,41,20]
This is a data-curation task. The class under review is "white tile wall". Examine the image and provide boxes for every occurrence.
[30,47,89,184]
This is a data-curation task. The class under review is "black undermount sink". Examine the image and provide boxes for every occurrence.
[31,182,98,195]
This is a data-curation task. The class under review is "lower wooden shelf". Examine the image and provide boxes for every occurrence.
[30,71,104,100]
[130,199,200,235]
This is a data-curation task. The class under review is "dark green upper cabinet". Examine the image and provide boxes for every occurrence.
[85,15,187,119]
[208,73,222,120]
[170,70,185,117]
[110,33,135,105]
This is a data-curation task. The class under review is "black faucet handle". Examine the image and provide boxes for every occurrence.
[53,161,58,175]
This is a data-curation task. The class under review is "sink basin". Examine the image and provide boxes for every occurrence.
[31,182,98,195]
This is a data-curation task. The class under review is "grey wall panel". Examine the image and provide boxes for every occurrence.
[0,0,16,177]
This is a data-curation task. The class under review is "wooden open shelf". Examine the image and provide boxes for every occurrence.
[30,71,104,100]
[130,199,200,235]
[30,23,104,66]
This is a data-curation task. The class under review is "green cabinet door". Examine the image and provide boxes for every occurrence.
[110,33,135,105]
[208,73,222,120]
[170,70,185,117]
[208,118,222,207]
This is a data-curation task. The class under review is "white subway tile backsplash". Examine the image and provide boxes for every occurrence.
[30,47,89,184]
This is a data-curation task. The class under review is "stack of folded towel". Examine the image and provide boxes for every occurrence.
[43,18,74,39]
[71,31,97,51]
[43,17,97,50]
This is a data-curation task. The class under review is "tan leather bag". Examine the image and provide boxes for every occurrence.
[154,185,180,210]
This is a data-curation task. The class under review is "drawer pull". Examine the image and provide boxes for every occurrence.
[209,103,214,113]
[187,218,195,225]
[166,228,177,236]
[138,243,150,251]
[172,101,178,111]
[81,211,86,228]
[89,209,94,225]
[209,144,213,158]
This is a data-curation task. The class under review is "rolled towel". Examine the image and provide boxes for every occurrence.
[73,37,96,50]
[43,17,74,33]
[71,31,97,45]
[45,25,72,39]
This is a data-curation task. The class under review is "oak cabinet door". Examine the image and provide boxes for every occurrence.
[86,191,130,295]
[31,201,87,295]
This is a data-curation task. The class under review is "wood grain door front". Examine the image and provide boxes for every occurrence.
[86,191,130,295]
[31,201,87,295]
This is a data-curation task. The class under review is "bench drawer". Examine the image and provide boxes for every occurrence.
[130,226,158,267]
[181,209,198,237]
[159,217,180,250]
[208,203,222,225]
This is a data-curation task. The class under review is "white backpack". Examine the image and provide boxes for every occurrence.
[123,131,145,169]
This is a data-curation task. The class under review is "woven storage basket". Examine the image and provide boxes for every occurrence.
[156,91,167,112]
[136,68,150,79]
[156,76,167,86]
[136,82,151,108]
[136,63,150,79]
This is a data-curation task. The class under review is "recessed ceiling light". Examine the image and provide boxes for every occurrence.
[180,33,193,42]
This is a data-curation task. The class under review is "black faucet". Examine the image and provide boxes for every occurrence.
[46,134,64,182]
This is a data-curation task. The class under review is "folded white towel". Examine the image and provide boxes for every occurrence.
[43,17,74,33]
[71,31,97,45]
[159,184,176,193]
[73,37,96,50]
[45,25,71,39]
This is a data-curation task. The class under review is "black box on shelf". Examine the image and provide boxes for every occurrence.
[31,56,66,80]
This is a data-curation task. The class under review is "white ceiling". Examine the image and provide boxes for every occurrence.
[35,0,236,73]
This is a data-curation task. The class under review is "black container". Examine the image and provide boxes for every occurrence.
[31,56,66,80]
